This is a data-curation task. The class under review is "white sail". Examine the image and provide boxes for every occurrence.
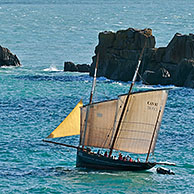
[113,89,168,154]
[80,99,117,148]
[80,89,168,155]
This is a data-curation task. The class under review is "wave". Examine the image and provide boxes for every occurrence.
[0,66,19,73]
[43,65,63,72]
[137,84,178,90]
[0,65,18,69]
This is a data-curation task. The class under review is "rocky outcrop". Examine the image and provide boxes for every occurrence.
[90,28,155,81]
[0,46,21,67]
[64,62,90,73]
[174,59,194,88]
[162,33,194,64]
[142,33,194,87]
[90,28,194,88]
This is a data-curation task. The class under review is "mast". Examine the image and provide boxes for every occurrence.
[81,53,99,145]
[108,39,147,157]
[89,53,99,104]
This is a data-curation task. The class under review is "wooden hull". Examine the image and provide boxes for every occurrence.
[76,149,156,171]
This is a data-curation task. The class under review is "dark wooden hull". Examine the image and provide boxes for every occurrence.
[76,149,156,171]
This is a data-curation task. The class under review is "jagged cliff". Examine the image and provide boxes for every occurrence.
[89,28,194,88]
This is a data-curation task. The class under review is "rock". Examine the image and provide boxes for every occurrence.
[174,59,194,87]
[142,68,172,86]
[90,28,194,88]
[162,33,194,64]
[112,28,155,50]
[0,45,21,67]
[64,61,78,72]
[155,47,166,62]
[98,31,116,48]
[64,27,194,88]
[90,28,155,81]
[184,67,194,88]
[77,64,90,72]
[64,61,90,73]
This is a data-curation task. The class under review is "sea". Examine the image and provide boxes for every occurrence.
[0,0,194,193]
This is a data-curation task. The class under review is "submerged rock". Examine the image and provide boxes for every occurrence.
[0,45,21,67]
[156,167,175,175]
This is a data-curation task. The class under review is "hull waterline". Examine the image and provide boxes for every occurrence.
[76,149,156,171]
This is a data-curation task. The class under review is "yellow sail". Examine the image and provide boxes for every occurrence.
[47,100,83,138]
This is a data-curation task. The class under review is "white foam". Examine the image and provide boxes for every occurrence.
[0,65,17,69]
[43,65,62,72]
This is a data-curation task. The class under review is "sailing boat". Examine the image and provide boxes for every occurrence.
[43,40,172,171]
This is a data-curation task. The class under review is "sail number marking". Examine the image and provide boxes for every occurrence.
[147,101,158,111]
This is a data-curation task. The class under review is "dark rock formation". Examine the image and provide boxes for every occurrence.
[0,45,21,67]
[162,33,194,64]
[174,59,194,88]
[64,61,90,73]
[90,28,194,88]
[90,28,155,81]
[77,64,90,72]
[64,62,78,72]
[142,33,194,87]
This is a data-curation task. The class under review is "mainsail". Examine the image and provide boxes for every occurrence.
[80,89,168,155]
[114,89,168,154]
[47,100,83,138]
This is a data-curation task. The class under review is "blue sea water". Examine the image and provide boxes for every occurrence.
[0,0,194,193]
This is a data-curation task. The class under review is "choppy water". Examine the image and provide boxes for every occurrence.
[0,0,194,193]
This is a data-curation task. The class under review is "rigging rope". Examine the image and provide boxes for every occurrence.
[137,71,150,85]
[101,127,114,148]
[95,90,110,100]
